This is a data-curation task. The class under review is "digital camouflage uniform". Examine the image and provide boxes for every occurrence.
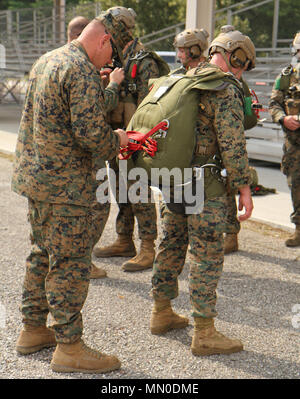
[93,10,163,246]
[225,79,258,236]
[90,81,120,250]
[92,9,170,272]
[11,40,120,344]
[152,62,251,319]
[108,43,161,242]
[269,63,300,226]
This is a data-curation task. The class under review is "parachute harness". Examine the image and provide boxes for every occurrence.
[119,119,169,160]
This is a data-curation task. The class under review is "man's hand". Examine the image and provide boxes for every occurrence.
[115,129,128,147]
[109,67,125,86]
[238,185,253,221]
[283,115,300,131]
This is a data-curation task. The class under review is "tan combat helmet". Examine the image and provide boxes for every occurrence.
[209,25,256,71]
[292,32,300,55]
[96,6,137,59]
[173,28,209,57]
[105,6,136,29]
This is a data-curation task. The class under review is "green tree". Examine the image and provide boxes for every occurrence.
[215,0,299,50]
[1,0,299,51]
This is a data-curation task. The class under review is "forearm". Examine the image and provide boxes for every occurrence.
[104,82,119,112]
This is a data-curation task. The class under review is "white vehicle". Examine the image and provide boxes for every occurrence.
[245,120,283,164]
[156,51,179,69]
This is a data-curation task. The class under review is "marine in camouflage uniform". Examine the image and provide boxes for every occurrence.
[12,20,127,373]
[66,15,124,280]
[224,78,258,254]
[150,26,255,357]
[269,32,300,247]
[93,7,169,272]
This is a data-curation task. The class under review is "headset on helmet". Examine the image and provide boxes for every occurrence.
[173,28,209,59]
[209,25,256,71]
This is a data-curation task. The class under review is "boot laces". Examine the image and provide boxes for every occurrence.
[81,341,105,359]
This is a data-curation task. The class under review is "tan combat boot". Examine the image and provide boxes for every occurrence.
[122,239,155,272]
[93,234,136,258]
[285,225,300,247]
[50,339,121,374]
[90,263,107,279]
[191,317,243,356]
[16,325,56,355]
[150,299,189,335]
[224,233,239,254]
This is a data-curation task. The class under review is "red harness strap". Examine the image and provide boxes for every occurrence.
[119,120,169,160]
[250,89,267,117]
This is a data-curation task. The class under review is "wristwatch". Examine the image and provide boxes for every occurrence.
[279,116,285,126]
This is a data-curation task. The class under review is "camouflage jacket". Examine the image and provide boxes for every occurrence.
[193,62,251,191]
[107,42,162,129]
[269,63,300,124]
[11,41,120,206]
[122,41,162,104]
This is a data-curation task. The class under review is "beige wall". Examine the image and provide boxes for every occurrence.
[185,0,216,47]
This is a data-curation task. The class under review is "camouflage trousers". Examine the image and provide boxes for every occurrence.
[282,140,300,225]
[152,195,227,319]
[108,160,157,240]
[90,200,110,248]
[22,199,94,344]
[225,192,240,235]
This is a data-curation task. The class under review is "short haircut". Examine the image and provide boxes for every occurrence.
[67,16,90,42]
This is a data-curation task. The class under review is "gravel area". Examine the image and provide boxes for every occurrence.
[0,155,299,380]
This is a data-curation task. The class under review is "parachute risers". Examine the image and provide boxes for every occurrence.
[250,89,264,117]
[119,120,169,160]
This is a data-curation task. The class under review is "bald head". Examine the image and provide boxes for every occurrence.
[67,16,90,43]
[77,19,113,70]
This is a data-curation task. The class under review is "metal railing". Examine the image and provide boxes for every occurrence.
[0,0,295,105]
[0,2,102,73]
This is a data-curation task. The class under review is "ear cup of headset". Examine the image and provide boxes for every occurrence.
[229,48,248,69]
[189,45,201,59]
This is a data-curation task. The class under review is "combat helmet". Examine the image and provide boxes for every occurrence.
[173,28,209,57]
[96,6,136,52]
[209,25,256,71]
[106,6,136,29]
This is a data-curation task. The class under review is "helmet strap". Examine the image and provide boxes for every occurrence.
[218,48,234,74]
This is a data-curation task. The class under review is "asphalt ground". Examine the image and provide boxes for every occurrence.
[0,155,299,384]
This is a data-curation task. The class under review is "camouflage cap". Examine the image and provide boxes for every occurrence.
[209,25,256,70]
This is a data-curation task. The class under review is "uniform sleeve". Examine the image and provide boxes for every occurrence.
[268,74,286,123]
[136,57,160,104]
[213,85,251,190]
[104,81,119,112]
[69,70,120,160]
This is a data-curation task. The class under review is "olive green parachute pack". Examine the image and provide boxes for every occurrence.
[125,66,249,182]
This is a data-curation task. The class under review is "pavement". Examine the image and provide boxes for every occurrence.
[0,103,294,233]
[0,103,299,381]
